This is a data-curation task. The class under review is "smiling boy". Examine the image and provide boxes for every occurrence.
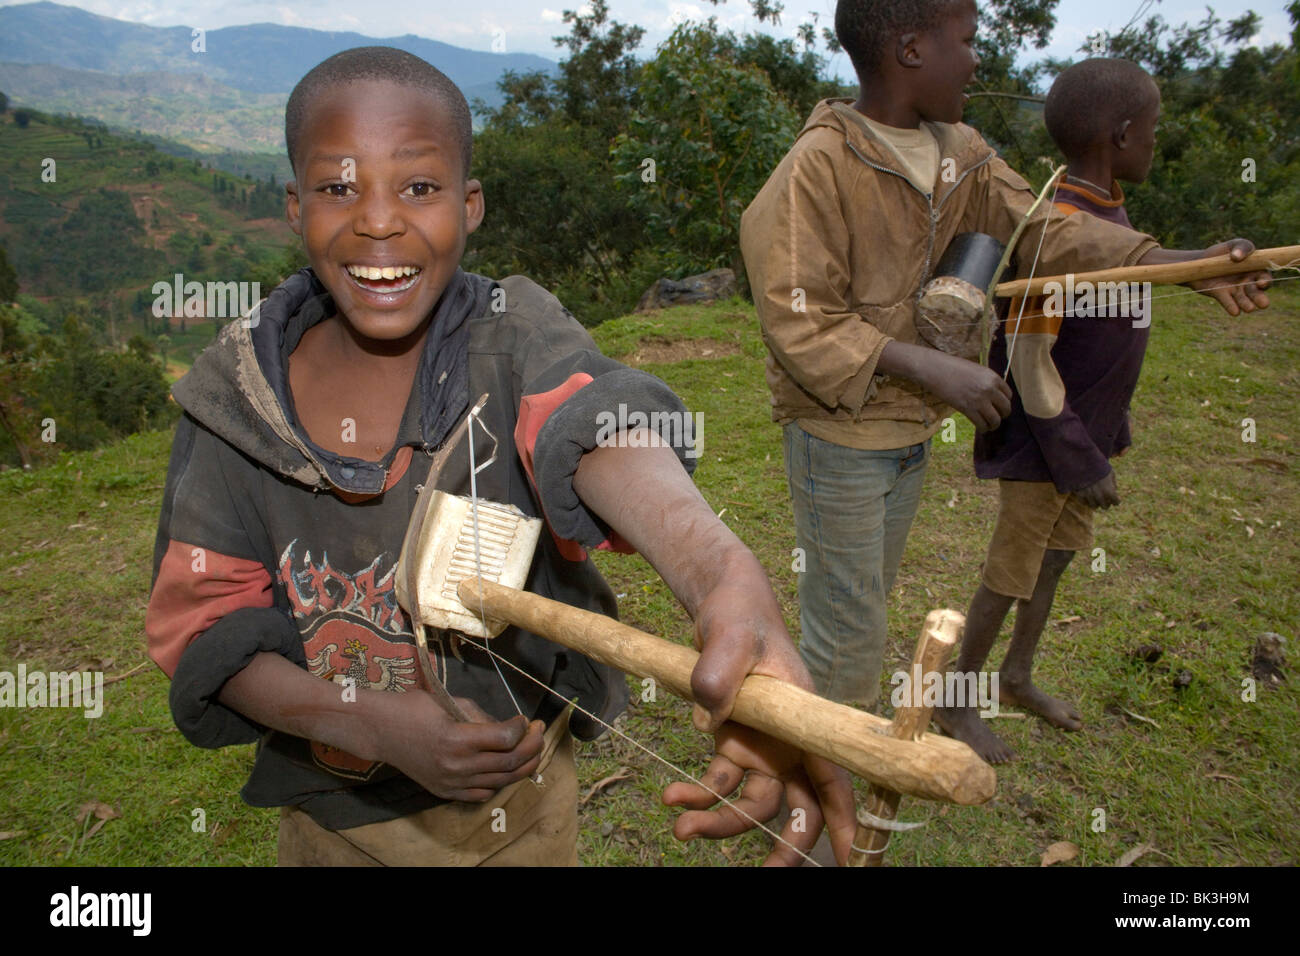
[740,0,1270,714]
[146,47,853,866]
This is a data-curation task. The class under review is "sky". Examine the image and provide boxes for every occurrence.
[2,0,1294,85]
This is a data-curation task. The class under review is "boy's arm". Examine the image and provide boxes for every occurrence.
[216,653,544,802]
[1002,296,1114,496]
[572,431,857,866]
[740,143,891,413]
[149,415,543,799]
[978,161,1270,315]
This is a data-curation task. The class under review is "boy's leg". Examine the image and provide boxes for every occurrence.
[937,479,1075,762]
[783,424,928,707]
[998,543,1085,730]
[995,486,1095,729]
[934,583,1017,763]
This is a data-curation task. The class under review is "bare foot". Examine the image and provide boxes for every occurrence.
[935,704,1016,764]
[999,679,1083,731]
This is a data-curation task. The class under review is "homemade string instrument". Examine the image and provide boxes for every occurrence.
[395,398,993,866]
[915,167,1299,364]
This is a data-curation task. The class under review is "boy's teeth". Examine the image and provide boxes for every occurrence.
[347,265,421,279]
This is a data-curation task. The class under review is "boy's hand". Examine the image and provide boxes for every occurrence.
[372,691,544,802]
[572,434,856,864]
[924,353,1014,431]
[1179,239,1271,315]
[877,341,1012,431]
[663,720,855,866]
[671,551,856,865]
[1075,468,1119,510]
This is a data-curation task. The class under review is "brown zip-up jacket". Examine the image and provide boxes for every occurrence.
[740,99,1160,440]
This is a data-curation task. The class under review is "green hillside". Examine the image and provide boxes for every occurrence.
[0,107,295,338]
[0,287,1296,866]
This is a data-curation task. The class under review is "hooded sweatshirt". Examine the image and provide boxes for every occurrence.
[740,98,1161,450]
[145,267,696,830]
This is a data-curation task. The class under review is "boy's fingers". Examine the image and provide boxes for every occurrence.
[663,755,745,810]
[804,756,856,866]
[761,775,824,866]
[465,752,545,792]
[458,733,545,775]
[690,624,760,731]
[457,714,543,753]
[671,773,783,843]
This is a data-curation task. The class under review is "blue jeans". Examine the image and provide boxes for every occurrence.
[783,423,930,706]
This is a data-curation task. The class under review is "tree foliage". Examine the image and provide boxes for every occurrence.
[612,23,801,279]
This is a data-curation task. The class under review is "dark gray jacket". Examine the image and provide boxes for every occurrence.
[146,267,694,829]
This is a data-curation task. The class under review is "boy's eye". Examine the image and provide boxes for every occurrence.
[406,181,439,197]
[322,183,352,198]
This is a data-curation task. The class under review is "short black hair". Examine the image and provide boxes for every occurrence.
[285,46,472,179]
[835,0,958,79]
[1044,58,1159,157]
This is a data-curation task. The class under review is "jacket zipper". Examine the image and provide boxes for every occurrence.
[843,139,995,300]
[841,137,997,422]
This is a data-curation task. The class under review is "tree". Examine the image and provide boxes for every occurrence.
[551,0,645,142]
[0,245,17,304]
[0,304,39,467]
[612,22,801,280]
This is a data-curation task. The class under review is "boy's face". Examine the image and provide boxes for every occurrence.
[1114,91,1160,184]
[912,0,980,124]
[285,80,483,344]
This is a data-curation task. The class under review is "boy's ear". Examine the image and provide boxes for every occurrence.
[285,179,302,236]
[463,177,485,235]
[896,32,924,69]
[1112,118,1133,151]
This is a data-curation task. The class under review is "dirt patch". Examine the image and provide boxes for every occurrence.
[620,336,743,366]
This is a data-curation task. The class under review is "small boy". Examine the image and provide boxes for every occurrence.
[146,47,853,866]
[739,0,1269,712]
[934,58,1215,762]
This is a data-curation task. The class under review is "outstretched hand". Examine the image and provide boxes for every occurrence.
[571,433,857,864]
[1188,239,1271,315]
[667,551,857,866]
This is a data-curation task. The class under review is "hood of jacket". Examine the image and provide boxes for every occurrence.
[171,267,494,495]
[799,98,995,196]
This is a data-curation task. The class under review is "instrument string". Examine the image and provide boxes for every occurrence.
[459,404,822,866]
[451,626,823,867]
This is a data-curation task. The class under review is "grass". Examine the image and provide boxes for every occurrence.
[1,283,1296,866]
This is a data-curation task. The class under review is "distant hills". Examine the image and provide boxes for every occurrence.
[0,107,296,312]
[0,1,559,156]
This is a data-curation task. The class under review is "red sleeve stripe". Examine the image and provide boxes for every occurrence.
[513,372,634,560]
[145,540,275,677]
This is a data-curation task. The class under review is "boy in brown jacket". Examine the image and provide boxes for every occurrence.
[739,0,1269,711]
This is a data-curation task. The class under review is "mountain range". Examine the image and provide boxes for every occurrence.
[0,1,559,155]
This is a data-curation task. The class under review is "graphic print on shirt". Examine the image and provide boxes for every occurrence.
[278,539,445,780]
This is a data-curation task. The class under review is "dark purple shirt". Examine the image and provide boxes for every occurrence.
[975,182,1150,492]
